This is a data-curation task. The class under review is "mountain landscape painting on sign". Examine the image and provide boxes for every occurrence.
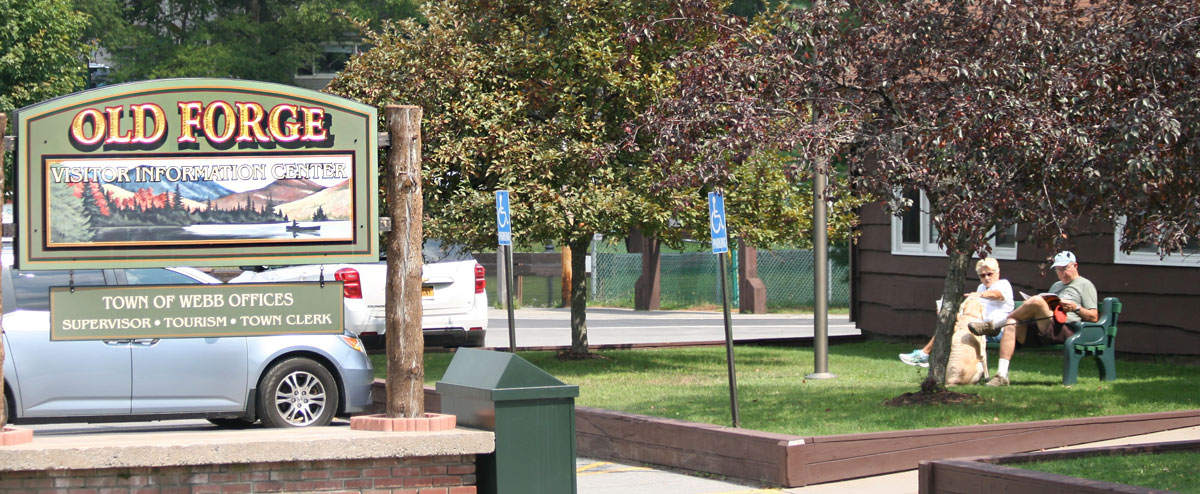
[45,154,355,246]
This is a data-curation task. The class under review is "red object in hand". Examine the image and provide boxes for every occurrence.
[1053,306,1069,324]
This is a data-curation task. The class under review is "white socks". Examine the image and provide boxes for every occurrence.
[997,358,1010,377]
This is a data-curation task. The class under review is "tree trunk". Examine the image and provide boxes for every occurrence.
[737,239,766,314]
[384,105,424,418]
[560,246,571,308]
[634,235,661,310]
[569,236,591,354]
[0,112,6,426]
[926,249,971,388]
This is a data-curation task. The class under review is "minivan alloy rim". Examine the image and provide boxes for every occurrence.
[274,371,327,426]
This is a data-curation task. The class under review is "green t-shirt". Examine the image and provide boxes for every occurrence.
[1050,276,1098,323]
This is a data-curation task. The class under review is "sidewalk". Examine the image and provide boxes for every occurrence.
[484,306,860,348]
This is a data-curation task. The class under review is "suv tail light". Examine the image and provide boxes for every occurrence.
[335,267,362,299]
[475,263,486,294]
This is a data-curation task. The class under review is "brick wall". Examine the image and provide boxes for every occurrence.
[0,455,477,494]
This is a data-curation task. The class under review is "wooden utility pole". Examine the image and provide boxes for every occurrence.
[0,112,7,426]
[560,246,572,308]
[384,105,424,418]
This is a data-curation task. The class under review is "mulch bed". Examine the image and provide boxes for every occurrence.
[555,350,613,361]
[884,379,984,406]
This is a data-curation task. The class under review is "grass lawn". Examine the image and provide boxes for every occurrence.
[373,341,1200,437]
[1017,451,1200,492]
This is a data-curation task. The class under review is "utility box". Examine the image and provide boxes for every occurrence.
[436,348,580,494]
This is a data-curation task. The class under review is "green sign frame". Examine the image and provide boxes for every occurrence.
[12,79,378,270]
[50,282,344,340]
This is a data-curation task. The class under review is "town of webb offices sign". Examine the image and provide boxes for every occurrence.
[12,79,379,270]
[50,282,344,340]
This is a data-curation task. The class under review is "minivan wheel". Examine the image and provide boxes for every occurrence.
[4,387,13,425]
[258,358,339,428]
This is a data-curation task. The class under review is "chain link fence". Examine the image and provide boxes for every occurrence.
[590,247,850,310]
[484,246,851,311]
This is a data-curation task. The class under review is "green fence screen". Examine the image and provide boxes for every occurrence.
[487,247,850,311]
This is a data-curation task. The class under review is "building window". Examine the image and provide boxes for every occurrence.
[891,190,1017,259]
[1113,217,1200,267]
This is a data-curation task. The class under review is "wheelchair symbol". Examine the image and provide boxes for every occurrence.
[497,203,510,229]
[710,195,725,235]
[495,191,511,230]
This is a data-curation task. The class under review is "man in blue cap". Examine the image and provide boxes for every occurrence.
[968,251,1098,386]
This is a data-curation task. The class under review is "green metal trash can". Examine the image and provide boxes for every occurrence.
[436,348,580,494]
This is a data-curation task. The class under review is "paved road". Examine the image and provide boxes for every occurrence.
[484,307,860,348]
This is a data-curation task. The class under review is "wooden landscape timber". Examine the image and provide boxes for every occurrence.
[919,439,1200,494]
[575,408,1200,487]
[390,381,1200,487]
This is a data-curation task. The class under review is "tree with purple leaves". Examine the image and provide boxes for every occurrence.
[635,0,1198,387]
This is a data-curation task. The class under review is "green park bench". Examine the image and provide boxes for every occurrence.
[1062,297,1122,386]
[988,297,1122,386]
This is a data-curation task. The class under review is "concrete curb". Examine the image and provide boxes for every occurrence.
[0,425,493,472]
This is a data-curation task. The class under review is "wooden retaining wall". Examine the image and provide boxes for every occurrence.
[574,407,1200,487]
[406,382,1200,487]
[919,439,1200,494]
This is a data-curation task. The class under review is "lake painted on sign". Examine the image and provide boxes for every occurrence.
[91,221,354,242]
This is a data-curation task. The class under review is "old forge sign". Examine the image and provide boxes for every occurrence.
[12,79,379,270]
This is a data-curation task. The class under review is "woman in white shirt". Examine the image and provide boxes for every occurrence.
[899,257,1014,367]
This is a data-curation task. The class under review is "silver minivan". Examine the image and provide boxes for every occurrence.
[1,257,373,428]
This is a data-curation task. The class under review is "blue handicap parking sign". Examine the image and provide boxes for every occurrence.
[709,192,728,254]
[496,190,512,246]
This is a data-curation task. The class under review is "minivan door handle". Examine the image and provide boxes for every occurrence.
[131,339,160,346]
[103,340,130,346]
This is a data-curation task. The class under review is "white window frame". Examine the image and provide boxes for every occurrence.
[890,190,1017,260]
[1112,217,1200,267]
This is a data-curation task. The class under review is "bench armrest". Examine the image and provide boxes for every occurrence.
[1065,322,1108,347]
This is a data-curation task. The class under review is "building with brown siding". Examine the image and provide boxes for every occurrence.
[851,199,1199,355]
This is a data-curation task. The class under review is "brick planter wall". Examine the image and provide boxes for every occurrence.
[0,455,477,494]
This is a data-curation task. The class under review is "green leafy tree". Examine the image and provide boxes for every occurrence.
[77,0,420,83]
[0,0,89,114]
[330,0,826,355]
[1,0,90,196]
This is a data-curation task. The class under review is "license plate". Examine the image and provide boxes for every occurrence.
[421,286,434,297]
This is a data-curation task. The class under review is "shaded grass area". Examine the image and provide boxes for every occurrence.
[1018,451,1200,492]
[377,341,1200,437]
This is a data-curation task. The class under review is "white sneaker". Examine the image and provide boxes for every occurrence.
[899,350,929,368]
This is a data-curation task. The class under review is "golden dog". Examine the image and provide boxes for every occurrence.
[944,297,989,386]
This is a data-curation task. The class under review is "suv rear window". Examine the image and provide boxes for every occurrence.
[10,270,106,312]
[379,239,475,264]
[422,239,473,264]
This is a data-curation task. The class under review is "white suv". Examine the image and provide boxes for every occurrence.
[231,241,488,347]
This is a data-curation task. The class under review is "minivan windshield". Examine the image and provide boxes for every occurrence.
[7,270,105,312]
